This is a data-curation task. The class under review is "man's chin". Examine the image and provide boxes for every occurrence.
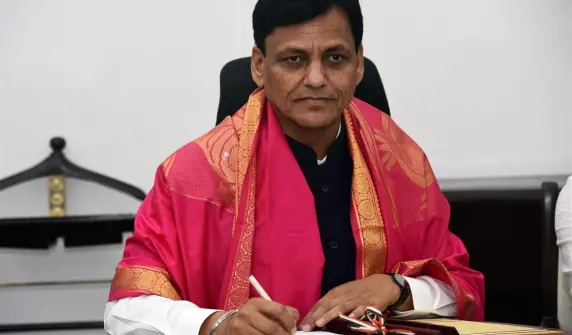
[291,117,339,130]
[284,108,341,129]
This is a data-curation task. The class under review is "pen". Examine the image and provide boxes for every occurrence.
[248,275,272,301]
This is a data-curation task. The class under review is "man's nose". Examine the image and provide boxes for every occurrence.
[304,61,327,88]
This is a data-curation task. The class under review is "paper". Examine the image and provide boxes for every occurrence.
[412,319,562,335]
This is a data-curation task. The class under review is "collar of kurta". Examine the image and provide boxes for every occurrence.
[284,121,343,166]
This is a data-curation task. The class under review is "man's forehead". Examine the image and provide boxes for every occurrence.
[266,30,354,54]
[272,24,351,41]
[264,7,354,53]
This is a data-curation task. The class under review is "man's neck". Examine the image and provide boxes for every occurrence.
[281,118,342,160]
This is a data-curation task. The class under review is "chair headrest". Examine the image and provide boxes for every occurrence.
[216,57,390,125]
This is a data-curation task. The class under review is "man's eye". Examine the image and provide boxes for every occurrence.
[285,56,301,63]
[329,55,344,62]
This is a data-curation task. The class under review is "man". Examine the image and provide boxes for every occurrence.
[104,1,485,334]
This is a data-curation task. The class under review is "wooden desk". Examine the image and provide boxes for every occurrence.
[441,174,569,326]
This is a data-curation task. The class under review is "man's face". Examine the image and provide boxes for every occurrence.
[251,7,364,130]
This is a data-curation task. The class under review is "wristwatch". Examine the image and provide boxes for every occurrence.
[387,273,411,310]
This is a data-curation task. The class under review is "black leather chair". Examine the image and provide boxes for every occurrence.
[540,182,561,328]
[216,56,391,125]
[445,177,566,326]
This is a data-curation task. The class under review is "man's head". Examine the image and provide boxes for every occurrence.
[251,0,364,131]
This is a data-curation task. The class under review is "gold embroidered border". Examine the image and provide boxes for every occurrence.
[110,265,181,300]
[347,103,400,228]
[225,163,257,310]
[233,89,263,234]
[344,112,387,278]
[223,89,264,310]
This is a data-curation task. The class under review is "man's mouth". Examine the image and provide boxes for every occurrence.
[296,97,334,102]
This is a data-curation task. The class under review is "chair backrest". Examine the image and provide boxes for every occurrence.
[216,56,391,125]
[540,182,561,328]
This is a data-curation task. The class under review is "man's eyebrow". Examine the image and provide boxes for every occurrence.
[274,42,352,55]
[325,44,351,52]
[275,45,308,54]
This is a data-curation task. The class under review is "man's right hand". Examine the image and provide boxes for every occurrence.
[216,298,299,335]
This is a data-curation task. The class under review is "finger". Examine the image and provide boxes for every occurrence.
[299,297,335,331]
[299,286,351,331]
[299,305,318,329]
[231,315,266,335]
[348,305,367,319]
[299,294,325,326]
[299,286,340,326]
[299,302,327,331]
[249,310,291,335]
[240,326,266,335]
[315,304,344,328]
[257,301,298,334]
[286,306,300,322]
[314,296,361,329]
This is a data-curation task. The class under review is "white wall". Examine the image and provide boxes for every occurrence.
[368,1,572,178]
[0,0,571,332]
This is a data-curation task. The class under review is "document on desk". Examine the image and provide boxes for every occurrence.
[411,319,563,335]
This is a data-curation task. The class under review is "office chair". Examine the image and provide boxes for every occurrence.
[539,182,561,328]
[216,57,391,125]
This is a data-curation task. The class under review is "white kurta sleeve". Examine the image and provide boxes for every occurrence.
[104,295,220,335]
[393,275,457,318]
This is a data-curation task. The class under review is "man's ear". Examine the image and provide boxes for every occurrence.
[251,46,264,87]
[356,44,365,86]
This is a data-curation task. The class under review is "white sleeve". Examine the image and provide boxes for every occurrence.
[104,295,220,335]
[392,275,457,318]
[556,176,572,295]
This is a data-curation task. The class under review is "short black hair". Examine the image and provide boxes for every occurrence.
[253,0,363,55]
